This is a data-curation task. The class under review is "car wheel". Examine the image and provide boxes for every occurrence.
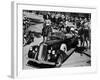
[56,55,62,67]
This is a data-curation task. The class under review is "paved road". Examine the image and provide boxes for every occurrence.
[62,51,90,67]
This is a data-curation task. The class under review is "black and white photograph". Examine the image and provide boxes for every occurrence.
[23,10,91,69]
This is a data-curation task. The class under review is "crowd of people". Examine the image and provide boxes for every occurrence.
[23,10,91,49]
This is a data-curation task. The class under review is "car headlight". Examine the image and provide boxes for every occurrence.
[52,50,55,55]
[48,50,51,54]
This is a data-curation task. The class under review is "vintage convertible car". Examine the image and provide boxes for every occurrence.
[27,32,78,68]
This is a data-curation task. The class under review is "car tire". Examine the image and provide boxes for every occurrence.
[56,54,62,67]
